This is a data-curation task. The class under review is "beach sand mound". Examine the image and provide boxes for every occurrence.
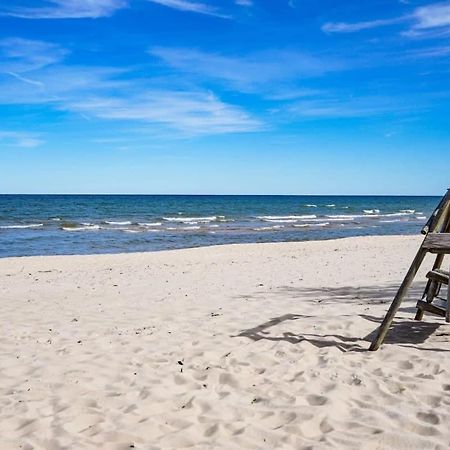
[0,235,449,449]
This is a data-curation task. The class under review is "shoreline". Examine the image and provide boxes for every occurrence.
[0,233,421,261]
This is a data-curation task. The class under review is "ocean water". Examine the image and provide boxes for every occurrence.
[0,195,439,257]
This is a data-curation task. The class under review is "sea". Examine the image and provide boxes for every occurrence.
[0,195,440,258]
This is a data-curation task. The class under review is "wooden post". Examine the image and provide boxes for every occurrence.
[422,189,450,235]
[447,264,450,323]
[369,244,428,351]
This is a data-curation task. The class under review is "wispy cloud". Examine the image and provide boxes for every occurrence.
[0,38,68,72]
[0,0,128,19]
[265,88,324,101]
[322,17,404,33]
[150,47,343,92]
[0,38,261,135]
[67,91,263,134]
[322,1,450,35]
[413,2,450,29]
[405,45,450,58]
[235,0,253,6]
[286,97,414,119]
[147,0,230,18]
[0,62,129,105]
[0,131,44,148]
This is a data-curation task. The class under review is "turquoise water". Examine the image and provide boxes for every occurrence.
[0,195,439,257]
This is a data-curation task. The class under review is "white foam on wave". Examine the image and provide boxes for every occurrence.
[383,212,411,217]
[400,209,415,214]
[363,209,380,214]
[258,215,317,221]
[181,226,201,230]
[163,216,216,223]
[294,222,329,228]
[105,221,132,225]
[416,216,427,220]
[322,217,355,222]
[306,204,317,207]
[379,219,402,223]
[0,223,44,229]
[253,225,284,231]
[263,219,299,223]
[138,222,162,227]
[327,214,365,219]
[62,225,100,231]
[326,204,335,207]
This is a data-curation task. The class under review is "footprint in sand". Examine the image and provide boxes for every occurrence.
[306,394,328,406]
[416,411,440,425]
[397,360,414,370]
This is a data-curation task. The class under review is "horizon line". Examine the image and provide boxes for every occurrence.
[0,193,445,197]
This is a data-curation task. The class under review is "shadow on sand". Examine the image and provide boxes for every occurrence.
[236,282,450,352]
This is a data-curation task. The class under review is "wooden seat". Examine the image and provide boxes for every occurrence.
[422,233,450,254]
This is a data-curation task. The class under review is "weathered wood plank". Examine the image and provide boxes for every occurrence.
[422,234,450,253]
[416,300,446,318]
[426,269,450,285]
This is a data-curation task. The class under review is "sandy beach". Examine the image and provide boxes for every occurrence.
[1,235,449,449]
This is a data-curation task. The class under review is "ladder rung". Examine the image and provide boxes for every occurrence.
[426,269,450,285]
[416,300,446,317]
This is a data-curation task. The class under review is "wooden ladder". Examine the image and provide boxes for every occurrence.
[369,189,450,351]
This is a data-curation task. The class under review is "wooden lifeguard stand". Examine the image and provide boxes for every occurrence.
[370,189,450,351]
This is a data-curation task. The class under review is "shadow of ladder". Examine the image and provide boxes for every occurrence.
[370,188,450,351]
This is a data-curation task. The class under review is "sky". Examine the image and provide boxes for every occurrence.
[0,0,449,195]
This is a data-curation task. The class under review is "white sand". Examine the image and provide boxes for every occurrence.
[1,235,449,449]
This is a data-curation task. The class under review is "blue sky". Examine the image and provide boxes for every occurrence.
[0,0,449,195]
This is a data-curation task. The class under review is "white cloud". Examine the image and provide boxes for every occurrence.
[0,131,44,148]
[0,0,128,19]
[6,72,46,88]
[322,2,450,35]
[0,38,261,135]
[0,38,68,72]
[150,47,343,91]
[67,91,263,134]
[265,88,324,101]
[405,45,450,58]
[287,96,418,119]
[0,65,129,105]
[322,17,404,33]
[413,2,450,29]
[235,0,252,6]
[147,0,229,18]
